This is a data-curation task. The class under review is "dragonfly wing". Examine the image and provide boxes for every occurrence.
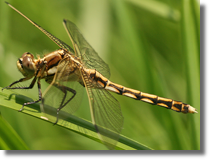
[32,21,75,53]
[41,58,84,124]
[63,19,123,149]
[81,69,124,149]
[6,2,75,53]
[40,29,75,53]
[63,19,110,79]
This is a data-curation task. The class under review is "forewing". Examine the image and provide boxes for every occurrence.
[41,58,84,123]
[7,2,74,53]
[63,19,110,78]
[30,22,75,53]
[81,70,124,149]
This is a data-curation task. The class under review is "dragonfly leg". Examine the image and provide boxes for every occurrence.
[53,85,76,125]
[2,77,36,90]
[19,78,42,111]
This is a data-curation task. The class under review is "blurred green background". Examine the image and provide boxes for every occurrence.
[0,0,200,150]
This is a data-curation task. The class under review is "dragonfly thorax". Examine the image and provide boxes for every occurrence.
[17,52,37,78]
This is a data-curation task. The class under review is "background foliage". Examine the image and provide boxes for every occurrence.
[0,0,199,150]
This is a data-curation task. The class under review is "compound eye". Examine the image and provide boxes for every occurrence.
[21,52,34,60]
[17,52,36,77]
[22,56,32,69]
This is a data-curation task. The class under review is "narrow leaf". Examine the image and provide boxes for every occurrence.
[0,88,152,150]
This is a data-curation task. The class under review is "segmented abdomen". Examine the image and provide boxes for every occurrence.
[84,68,197,114]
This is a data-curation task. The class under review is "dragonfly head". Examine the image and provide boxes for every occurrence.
[17,52,36,78]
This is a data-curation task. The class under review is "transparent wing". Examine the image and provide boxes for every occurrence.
[41,58,84,123]
[38,27,75,53]
[81,69,124,149]
[63,19,110,78]
[7,2,75,53]
[29,21,75,53]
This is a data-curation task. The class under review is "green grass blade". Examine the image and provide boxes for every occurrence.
[0,113,29,150]
[0,87,152,150]
[126,0,180,21]
[180,0,200,149]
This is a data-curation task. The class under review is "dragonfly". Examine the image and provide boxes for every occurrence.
[3,2,197,149]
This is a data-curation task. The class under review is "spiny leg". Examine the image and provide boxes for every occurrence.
[52,84,76,125]
[2,76,42,112]
[19,78,42,111]
[2,77,36,90]
[2,76,38,111]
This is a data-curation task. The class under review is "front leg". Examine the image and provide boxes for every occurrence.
[19,78,42,112]
[2,77,36,90]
